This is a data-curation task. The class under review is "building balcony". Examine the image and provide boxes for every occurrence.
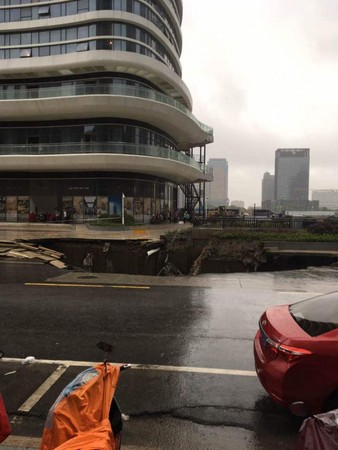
[0,142,212,184]
[0,84,213,147]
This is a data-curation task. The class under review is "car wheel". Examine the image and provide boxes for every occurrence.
[324,390,338,412]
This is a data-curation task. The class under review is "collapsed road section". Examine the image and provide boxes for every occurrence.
[0,241,67,269]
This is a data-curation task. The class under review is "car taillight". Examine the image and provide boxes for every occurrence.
[277,344,312,363]
[259,326,313,363]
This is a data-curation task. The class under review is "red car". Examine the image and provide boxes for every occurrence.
[254,291,338,416]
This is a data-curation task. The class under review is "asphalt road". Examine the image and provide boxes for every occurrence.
[1,260,338,449]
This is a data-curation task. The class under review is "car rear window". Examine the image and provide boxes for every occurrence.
[289,291,338,337]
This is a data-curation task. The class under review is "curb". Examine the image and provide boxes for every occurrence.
[0,436,151,450]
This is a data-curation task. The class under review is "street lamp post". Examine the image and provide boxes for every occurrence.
[122,193,125,225]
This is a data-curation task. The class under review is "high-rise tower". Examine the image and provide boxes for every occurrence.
[0,0,213,222]
[274,148,310,210]
[206,158,228,208]
[261,171,274,209]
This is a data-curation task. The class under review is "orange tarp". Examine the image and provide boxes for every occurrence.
[40,363,120,450]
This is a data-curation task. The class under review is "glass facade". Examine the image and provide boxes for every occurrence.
[0,0,180,53]
[0,119,178,152]
[275,148,310,202]
[0,21,177,71]
[0,0,212,223]
[0,174,177,223]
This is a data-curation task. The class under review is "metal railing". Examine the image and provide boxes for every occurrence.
[0,141,212,174]
[0,84,214,138]
[195,217,313,230]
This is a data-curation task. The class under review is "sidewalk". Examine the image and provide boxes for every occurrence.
[0,222,192,242]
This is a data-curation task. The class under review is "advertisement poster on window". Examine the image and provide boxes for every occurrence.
[6,196,17,222]
[97,197,108,216]
[144,198,151,216]
[125,197,133,217]
[17,197,29,221]
[83,196,97,217]
[134,198,143,215]
[73,196,83,218]
[108,195,121,216]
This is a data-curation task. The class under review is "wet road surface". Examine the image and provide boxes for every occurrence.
[1,262,338,449]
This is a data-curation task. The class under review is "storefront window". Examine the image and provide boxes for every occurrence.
[0,177,176,223]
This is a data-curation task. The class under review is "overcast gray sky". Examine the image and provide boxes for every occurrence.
[180,0,338,207]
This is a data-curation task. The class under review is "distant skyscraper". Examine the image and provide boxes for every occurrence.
[274,148,310,210]
[231,200,245,208]
[261,172,275,209]
[207,158,229,207]
[312,190,338,210]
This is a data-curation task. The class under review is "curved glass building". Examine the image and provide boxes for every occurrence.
[0,0,213,223]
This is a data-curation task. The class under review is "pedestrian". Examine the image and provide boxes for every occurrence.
[183,210,189,223]
[83,252,93,272]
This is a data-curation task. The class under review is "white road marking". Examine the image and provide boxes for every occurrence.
[277,291,323,295]
[2,357,256,377]
[24,282,150,289]
[18,365,67,412]
[2,359,255,448]
[132,364,256,377]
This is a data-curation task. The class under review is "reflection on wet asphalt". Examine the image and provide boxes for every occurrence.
[0,260,71,284]
[1,263,338,449]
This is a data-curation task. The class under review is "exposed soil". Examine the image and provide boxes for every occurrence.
[163,232,267,275]
[189,239,267,275]
[37,231,337,276]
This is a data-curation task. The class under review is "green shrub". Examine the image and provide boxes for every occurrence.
[307,221,338,235]
[211,229,338,242]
